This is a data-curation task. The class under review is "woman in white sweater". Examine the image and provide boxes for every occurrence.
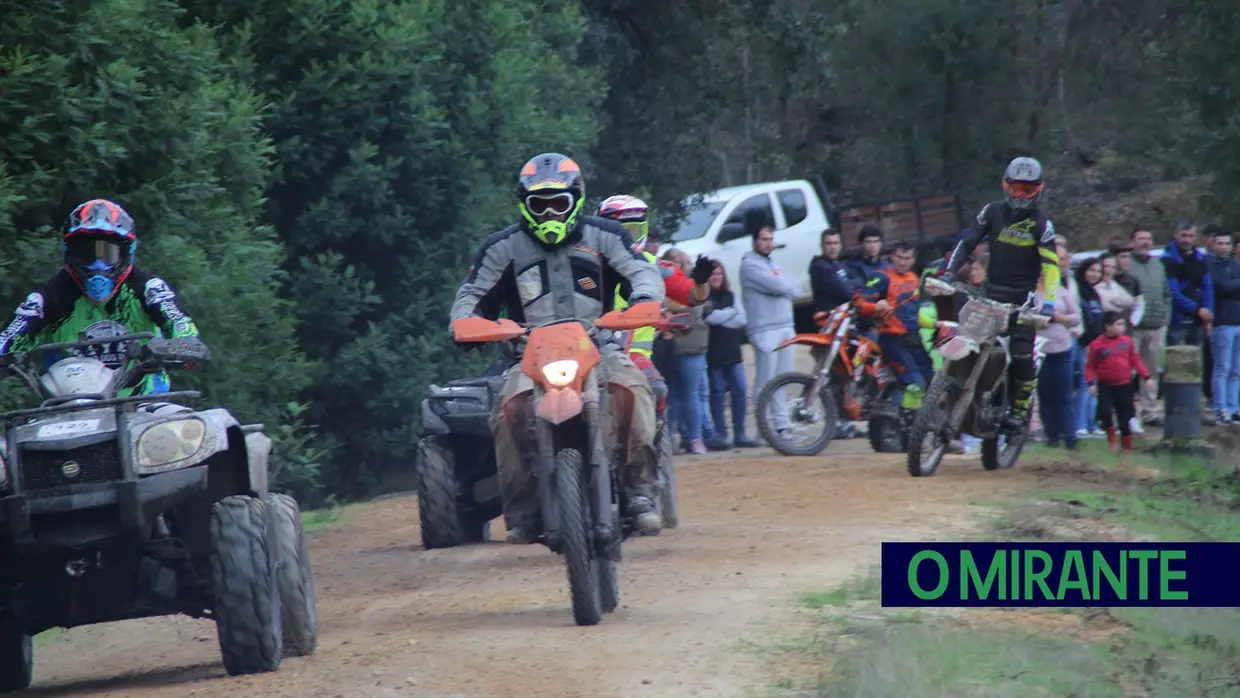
[1096,253,1144,328]
[1035,237,1083,448]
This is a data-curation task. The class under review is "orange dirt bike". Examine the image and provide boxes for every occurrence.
[451,301,666,627]
[755,301,897,456]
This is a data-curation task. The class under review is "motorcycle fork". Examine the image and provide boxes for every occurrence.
[585,378,614,554]
[948,345,992,433]
[807,331,845,409]
[533,392,560,551]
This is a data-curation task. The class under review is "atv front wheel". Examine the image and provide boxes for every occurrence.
[267,493,318,657]
[415,437,467,549]
[0,628,32,693]
[210,495,282,676]
[554,448,602,626]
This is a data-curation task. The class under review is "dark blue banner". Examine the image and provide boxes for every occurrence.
[880,542,1240,607]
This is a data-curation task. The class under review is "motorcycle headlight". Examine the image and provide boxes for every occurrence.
[137,418,206,468]
[541,359,579,388]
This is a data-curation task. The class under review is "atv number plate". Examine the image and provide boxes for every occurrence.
[37,418,101,439]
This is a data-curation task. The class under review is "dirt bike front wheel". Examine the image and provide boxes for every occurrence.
[906,373,956,477]
[553,448,603,626]
[756,372,838,456]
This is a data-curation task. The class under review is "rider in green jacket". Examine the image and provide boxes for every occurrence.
[0,199,202,396]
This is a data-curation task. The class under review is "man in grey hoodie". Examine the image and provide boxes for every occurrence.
[741,225,805,431]
[1126,227,1172,425]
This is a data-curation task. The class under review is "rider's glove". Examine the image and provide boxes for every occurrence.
[937,270,953,284]
[1040,301,1055,317]
[690,255,715,285]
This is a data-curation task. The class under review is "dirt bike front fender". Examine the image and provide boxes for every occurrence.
[775,333,833,351]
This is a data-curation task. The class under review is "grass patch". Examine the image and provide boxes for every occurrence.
[301,497,350,532]
[799,566,881,609]
[34,628,64,647]
[782,443,1240,697]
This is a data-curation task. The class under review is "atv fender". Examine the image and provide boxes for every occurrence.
[243,430,271,497]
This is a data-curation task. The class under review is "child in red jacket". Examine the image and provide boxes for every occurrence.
[1085,311,1155,453]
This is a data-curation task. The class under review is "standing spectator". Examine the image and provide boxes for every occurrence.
[810,229,860,312]
[1096,253,1139,325]
[809,228,863,439]
[1036,237,1081,449]
[1086,311,1154,455]
[1075,257,1107,437]
[644,228,664,257]
[1108,238,1145,325]
[741,225,804,435]
[659,248,689,447]
[705,262,757,448]
[673,286,721,453]
[1162,221,1214,346]
[1207,228,1240,424]
[1127,227,1171,425]
[850,224,888,341]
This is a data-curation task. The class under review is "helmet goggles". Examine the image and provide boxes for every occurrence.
[525,192,575,217]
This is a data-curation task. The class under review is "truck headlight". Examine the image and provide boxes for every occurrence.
[137,418,206,468]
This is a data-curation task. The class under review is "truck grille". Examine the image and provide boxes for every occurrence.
[19,441,123,490]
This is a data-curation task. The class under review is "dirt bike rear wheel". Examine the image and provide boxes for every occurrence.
[656,420,679,529]
[867,414,906,453]
[982,422,1029,470]
[553,448,603,626]
[756,372,838,456]
[906,373,956,477]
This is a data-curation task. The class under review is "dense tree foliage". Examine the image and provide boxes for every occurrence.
[0,0,310,473]
[2,0,1238,502]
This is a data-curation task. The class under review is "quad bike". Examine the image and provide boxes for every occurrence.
[451,301,667,626]
[755,301,897,456]
[0,332,317,692]
[906,279,1049,477]
[415,313,689,551]
[415,365,506,550]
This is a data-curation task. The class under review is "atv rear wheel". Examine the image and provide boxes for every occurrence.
[415,437,467,549]
[210,495,282,676]
[0,628,32,693]
[554,448,602,626]
[655,420,679,529]
[267,493,318,657]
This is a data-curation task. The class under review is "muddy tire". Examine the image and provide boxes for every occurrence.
[906,374,955,478]
[598,557,619,614]
[210,495,281,676]
[267,493,318,657]
[756,372,838,457]
[655,420,679,529]
[982,423,1028,471]
[415,437,465,549]
[554,449,601,626]
[0,629,32,693]
[867,414,905,453]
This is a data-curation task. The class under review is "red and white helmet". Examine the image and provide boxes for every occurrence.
[598,195,650,248]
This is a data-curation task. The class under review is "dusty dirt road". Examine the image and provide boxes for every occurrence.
[22,437,1054,698]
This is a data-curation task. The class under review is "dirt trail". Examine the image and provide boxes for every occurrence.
[25,442,1045,698]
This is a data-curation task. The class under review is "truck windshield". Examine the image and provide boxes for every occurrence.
[669,202,725,242]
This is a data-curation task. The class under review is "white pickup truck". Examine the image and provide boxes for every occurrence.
[665,179,965,315]
[664,179,830,305]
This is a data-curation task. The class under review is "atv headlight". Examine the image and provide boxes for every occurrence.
[542,359,579,388]
[137,418,206,468]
